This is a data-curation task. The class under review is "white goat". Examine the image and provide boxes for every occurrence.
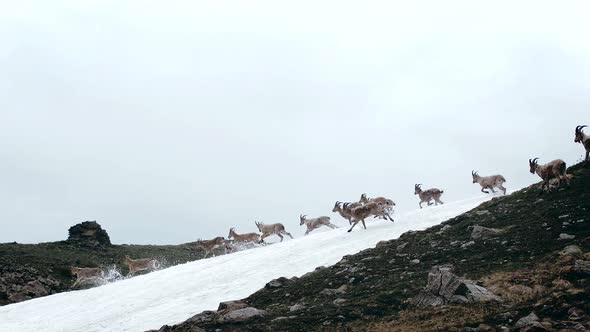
[471,171,507,195]
[299,214,337,235]
[255,221,293,243]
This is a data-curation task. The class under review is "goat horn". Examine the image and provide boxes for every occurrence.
[532,158,539,164]
[579,125,588,131]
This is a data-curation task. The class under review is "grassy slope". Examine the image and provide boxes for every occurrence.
[157,162,590,332]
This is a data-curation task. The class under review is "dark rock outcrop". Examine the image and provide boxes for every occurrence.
[67,221,111,247]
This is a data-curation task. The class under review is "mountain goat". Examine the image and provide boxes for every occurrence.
[332,201,353,225]
[471,171,507,195]
[347,202,389,232]
[299,214,337,235]
[528,158,569,191]
[122,256,160,276]
[228,228,260,244]
[255,221,293,243]
[195,237,231,258]
[359,193,395,221]
[70,266,104,288]
[574,125,589,162]
[414,184,444,208]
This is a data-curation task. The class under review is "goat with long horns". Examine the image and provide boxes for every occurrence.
[574,125,589,162]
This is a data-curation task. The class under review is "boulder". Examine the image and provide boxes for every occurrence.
[560,245,583,256]
[470,225,502,239]
[67,221,111,246]
[412,265,501,306]
[514,312,539,329]
[218,300,248,312]
[22,280,48,297]
[218,307,266,323]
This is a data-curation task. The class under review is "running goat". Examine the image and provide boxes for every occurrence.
[359,193,395,221]
[228,228,260,244]
[299,214,337,235]
[195,237,232,258]
[471,171,507,195]
[255,221,293,243]
[347,202,389,232]
[414,184,444,208]
[122,256,160,276]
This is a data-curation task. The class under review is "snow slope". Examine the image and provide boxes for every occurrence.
[0,195,493,332]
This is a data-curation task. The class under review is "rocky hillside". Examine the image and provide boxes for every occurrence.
[153,162,590,332]
[0,221,221,306]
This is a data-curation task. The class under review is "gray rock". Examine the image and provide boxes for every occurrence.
[437,225,451,234]
[411,265,501,306]
[470,225,502,239]
[218,307,266,323]
[320,284,347,296]
[265,277,288,289]
[23,280,48,297]
[559,233,576,240]
[461,241,475,249]
[187,310,216,323]
[568,307,585,321]
[333,298,347,306]
[574,260,590,275]
[289,303,305,312]
[271,316,296,323]
[410,259,420,265]
[560,245,583,256]
[514,312,539,329]
[218,300,247,312]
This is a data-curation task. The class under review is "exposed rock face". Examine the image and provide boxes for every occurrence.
[514,312,539,329]
[469,225,502,239]
[218,307,266,323]
[412,265,501,306]
[67,221,111,247]
[0,266,61,305]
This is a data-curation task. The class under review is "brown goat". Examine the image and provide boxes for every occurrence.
[528,158,569,191]
[123,255,160,276]
[574,125,589,162]
[70,266,104,288]
[414,184,444,208]
[195,237,231,258]
[228,228,260,244]
[347,202,389,232]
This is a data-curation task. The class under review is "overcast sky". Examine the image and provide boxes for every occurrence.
[1,1,589,244]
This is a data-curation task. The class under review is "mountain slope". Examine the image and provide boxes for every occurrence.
[0,195,493,332]
[154,162,590,332]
